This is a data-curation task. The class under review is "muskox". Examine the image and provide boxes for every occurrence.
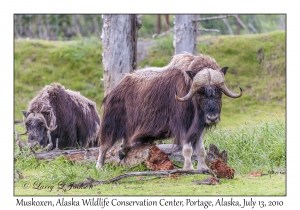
[96,53,242,171]
[19,83,100,149]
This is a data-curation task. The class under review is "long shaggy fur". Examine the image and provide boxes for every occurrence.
[25,83,100,148]
[99,52,222,154]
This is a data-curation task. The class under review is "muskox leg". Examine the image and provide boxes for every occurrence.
[119,139,130,160]
[182,142,194,170]
[195,132,209,172]
[96,146,109,169]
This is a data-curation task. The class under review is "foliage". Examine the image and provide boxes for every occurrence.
[14,120,285,195]
[205,120,286,174]
[199,14,285,35]
[14,14,103,40]
[14,14,285,40]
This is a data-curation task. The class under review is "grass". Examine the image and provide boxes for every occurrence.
[14,173,285,196]
[14,120,285,196]
[14,31,286,196]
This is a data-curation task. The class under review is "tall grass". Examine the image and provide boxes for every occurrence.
[205,119,286,174]
[14,120,285,185]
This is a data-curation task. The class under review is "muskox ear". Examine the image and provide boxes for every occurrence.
[186,71,196,80]
[21,110,28,118]
[221,67,229,75]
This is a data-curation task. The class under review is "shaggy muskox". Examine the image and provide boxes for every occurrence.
[19,83,100,149]
[96,53,242,171]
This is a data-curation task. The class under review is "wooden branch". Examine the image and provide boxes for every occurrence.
[152,29,174,38]
[234,15,249,34]
[34,147,100,162]
[248,23,258,34]
[222,18,234,35]
[194,15,236,22]
[65,169,210,188]
[197,28,220,32]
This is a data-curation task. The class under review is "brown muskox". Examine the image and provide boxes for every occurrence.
[96,52,242,170]
[19,83,100,149]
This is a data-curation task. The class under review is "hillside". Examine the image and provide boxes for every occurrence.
[14,31,286,127]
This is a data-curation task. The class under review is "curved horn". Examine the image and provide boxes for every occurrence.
[17,130,28,135]
[220,83,243,98]
[175,88,197,102]
[40,114,57,131]
[47,124,57,131]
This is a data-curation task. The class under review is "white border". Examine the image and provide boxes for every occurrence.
[3,0,297,209]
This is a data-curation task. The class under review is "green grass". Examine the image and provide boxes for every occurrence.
[205,120,286,174]
[14,173,285,196]
[14,120,285,196]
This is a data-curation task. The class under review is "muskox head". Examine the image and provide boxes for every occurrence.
[19,110,57,147]
[176,64,242,126]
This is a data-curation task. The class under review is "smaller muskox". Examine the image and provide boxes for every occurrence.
[96,52,242,171]
[19,83,100,149]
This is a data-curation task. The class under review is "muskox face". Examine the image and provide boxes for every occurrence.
[175,66,242,126]
[21,111,56,147]
[196,85,222,126]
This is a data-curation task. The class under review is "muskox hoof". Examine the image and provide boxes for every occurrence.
[183,165,194,170]
[119,150,126,160]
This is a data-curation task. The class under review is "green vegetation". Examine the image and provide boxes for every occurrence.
[14,120,285,196]
[14,31,286,196]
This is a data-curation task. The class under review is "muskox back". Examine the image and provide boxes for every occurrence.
[22,83,100,149]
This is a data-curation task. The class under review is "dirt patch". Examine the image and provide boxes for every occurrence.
[144,145,174,171]
[137,40,155,66]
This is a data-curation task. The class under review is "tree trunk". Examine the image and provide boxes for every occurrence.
[165,15,170,30]
[101,14,139,95]
[174,15,197,55]
[157,15,161,34]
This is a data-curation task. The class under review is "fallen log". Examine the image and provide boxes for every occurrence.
[33,143,179,170]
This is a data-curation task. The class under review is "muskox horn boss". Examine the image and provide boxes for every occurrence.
[175,68,242,102]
